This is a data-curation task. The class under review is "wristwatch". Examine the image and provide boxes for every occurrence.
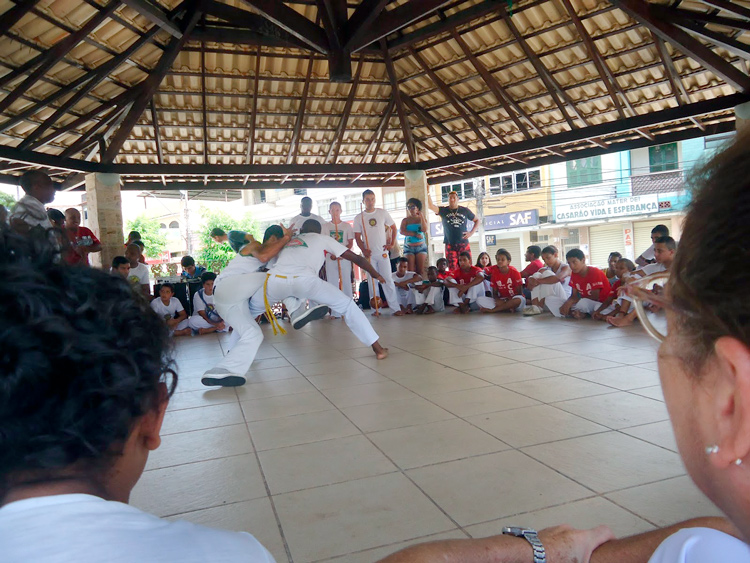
[502,527,546,563]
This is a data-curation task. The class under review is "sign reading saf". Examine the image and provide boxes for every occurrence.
[430,209,539,237]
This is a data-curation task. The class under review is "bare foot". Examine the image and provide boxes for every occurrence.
[480,307,492,314]
[372,342,389,360]
[451,307,463,314]
[393,310,405,316]
[372,311,381,317]
[174,328,192,337]
[423,306,435,315]
[198,328,216,335]
[571,310,585,319]
[607,315,634,327]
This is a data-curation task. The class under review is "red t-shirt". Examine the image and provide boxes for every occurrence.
[449,265,483,284]
[65,226,100,266]
[436,271,449,280]
[570,266,612,302]
[487,265,523,299]
[520,259,544,279]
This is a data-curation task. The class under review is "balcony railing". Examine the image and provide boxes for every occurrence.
[630,169,685,196]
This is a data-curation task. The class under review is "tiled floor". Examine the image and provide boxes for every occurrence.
[131,313,722,563]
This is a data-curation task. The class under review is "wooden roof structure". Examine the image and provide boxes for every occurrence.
[0,0,748,194]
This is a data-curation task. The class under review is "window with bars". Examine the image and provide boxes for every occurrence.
[384,190,406,211]
[344,194,360,216]
[566,156,603,188]
[488,169,542,195]
[649,143,678,173]
[440,180,482,202]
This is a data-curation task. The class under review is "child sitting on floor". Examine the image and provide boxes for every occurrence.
[444,252,486,314]
[150,283,191,336]
[392,257,422,315]
[412,266,445,315]
[523,245,572,316]
[545,249,612,319]
[188,272,229,334]
[593,258,636,321]
[477,248,526,314]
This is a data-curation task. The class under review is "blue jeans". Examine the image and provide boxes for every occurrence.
[403,242,428,255]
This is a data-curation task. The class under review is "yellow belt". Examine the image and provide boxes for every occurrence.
[263,273,287,336]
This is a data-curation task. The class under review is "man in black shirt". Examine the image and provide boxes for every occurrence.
[427,191,478,270]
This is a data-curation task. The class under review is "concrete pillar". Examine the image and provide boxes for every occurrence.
[736,101,750,135]
[404,169,435,267]
[85,173,123,269]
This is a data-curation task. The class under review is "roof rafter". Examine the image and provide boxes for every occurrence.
[342,0,388,51]
[325,55,363,163]
[121,0,182,37]
[383,41,417,164]
[239,0,329,53]
[0,0,39,37]
[286,54,316,165]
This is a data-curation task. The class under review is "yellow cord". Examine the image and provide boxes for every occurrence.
[263,274,287,336]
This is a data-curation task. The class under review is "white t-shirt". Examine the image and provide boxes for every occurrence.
[641,263,667,276]
[270,233,348,277]
[0,494,275,563]
[150,296,184,320]
[192,289,221,321]
[640,243,656,261]
[648,527,750,563]
[353,208,395,256]
[393,270,418,284]
[289,213,326,235]
[323,221,354,248]
[128,262,150,287]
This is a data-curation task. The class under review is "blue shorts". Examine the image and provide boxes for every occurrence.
[403,242,428,255]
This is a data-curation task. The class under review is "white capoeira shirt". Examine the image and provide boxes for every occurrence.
[353,208,395,258]
[641,262,667,276]
[270,233,348,277]
[648,527,750,563]
[289,213,326,235]
[323,221,354,248]
[128,262,151,288]
[150,297,184,321]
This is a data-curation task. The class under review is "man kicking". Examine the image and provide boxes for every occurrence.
[201,225,328,387]
[254,219,389,360]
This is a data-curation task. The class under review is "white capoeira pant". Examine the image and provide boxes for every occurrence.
[188,314,228,332]
[476,294,526,312]
[545,296,602,318]
[412,286,444,312]
[395,284,416,308]
[324,255,353,316]
[256,273,379,346]
[367,252,399,310]
[212,272,268,376]
[447,280,484,306]
[530,269,571,304]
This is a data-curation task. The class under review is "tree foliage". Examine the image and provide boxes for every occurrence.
[196,206,260,270]
[125,215,168,258]
[0,191,17,209]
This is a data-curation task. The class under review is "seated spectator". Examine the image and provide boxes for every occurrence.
[444,251,485,314]
[545,249,612,319]
[523,245,572,316]
[477,248,525,314]
[150,284,191,337]
[180,256,206,280]
[188,272,228,335]
[435,257,449,280]
[125,230,147,264]
[0,226,275,562]
[593,258,636,321]
[635,224,669,266]
[605,252,622,284]
[125,243,151,299]
[476,252,492,295]
[111,256,131,278]
[412,266,445,315]
[64,208,101,266]
[47,208,65,230]
[392,257,421,315]
[520,245,543,285]
[609,238,676,328]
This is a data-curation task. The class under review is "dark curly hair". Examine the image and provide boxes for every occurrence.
[0,226,177,494]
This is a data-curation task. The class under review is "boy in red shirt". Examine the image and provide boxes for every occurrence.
[545,249,611,318]
[444,252,485,314]
[477,248,526,313]
[436,258,449,280]
[64,208,101,266]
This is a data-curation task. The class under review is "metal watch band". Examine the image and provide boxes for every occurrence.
[521,530,546,563]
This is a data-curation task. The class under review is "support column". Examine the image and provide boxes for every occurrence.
[404,169,435,268]
[85,172,123,269]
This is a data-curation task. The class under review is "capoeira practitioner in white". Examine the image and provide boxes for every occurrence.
[253,219,389,359]
[323,201,354,318]
[412,266,445,314]
[289,196,326,235]
[523,245,572,316]
[392,257,421,314]
[353,189,399,316]
[201,225,328,387]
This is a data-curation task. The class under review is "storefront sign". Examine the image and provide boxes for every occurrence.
[555,195,659,222]
[430,209,539,237]
[485,234,496,246]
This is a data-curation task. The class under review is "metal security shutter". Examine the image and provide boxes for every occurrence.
[589,224,626,269]
[494,237,522,267]
[634,219,666,257]
[469,240,482,263]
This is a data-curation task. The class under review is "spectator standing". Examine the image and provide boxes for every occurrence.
[323,201,355,318]
[64,208,101,266]
[427,191,477,270]
[400,198,428,276]
[289,196,326,235]
[9,171,57,241]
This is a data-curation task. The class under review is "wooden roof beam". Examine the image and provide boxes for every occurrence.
[342,0,388,51]
[610,0,750,91]
[16,28,159,150]
[675,17,750,61]
[0,0,39,37]
[122,0,182,38]
[351,98,394,183]
[150,100,164,165]
[653,35,705,130]
[239,0,329,53]
[325,56,363,163]
[201,42,208,164]
[102,6,203,163]
[317,0,352,82]
[401,94,457,155]
[286,54,316,165]
[350,0,454,52]
[243,46,262,182]
[698,0,750,21]
[383,41,417,164]
[0,0,119,111]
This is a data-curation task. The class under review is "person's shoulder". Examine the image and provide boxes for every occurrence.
[509,265,521,274]
[649,528,750,563]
